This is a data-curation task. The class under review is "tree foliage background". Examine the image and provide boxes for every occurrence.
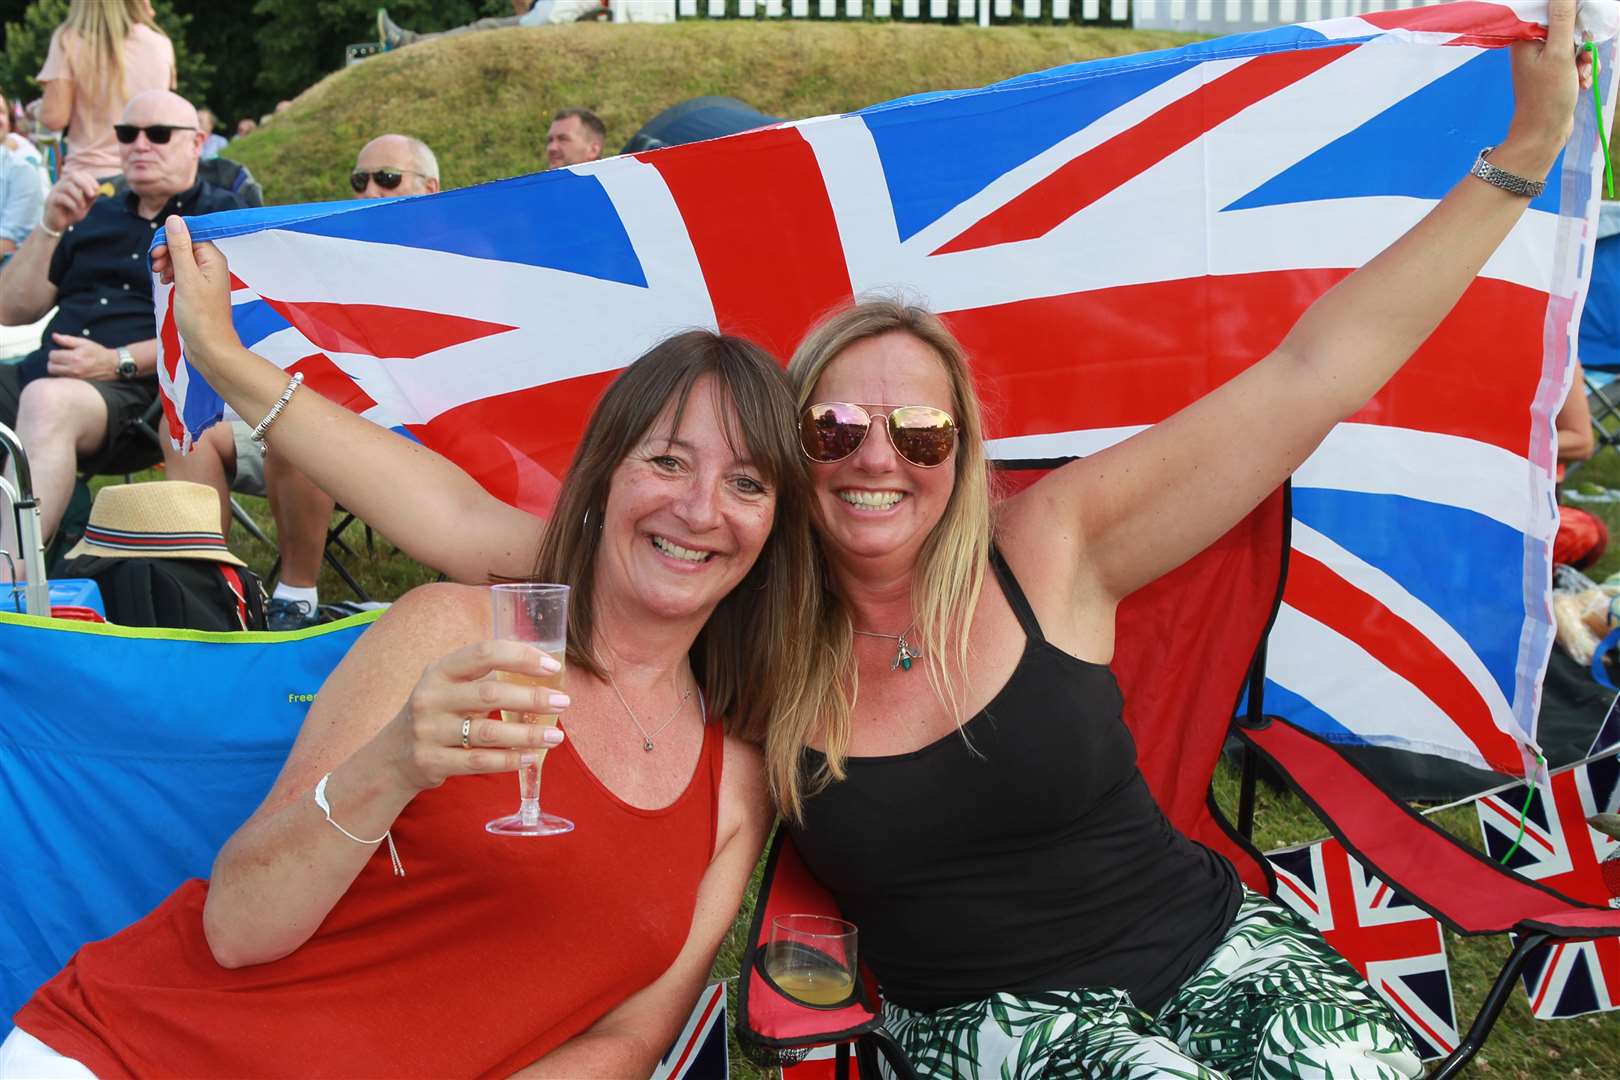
[0,0,508,131]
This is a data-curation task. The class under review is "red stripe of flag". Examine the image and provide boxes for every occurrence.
[1377,977,1454,1053]
[934,46,1355,255]
[157,289,184,440]
[1284,550,1525,774]
[1319,842,1442,968]
[944,273,1545,457]
[1360,2,1545,46]
[405,368,618,515]
[663,986,724,1080]
[1530,942,1566,1015]
[260,298,516,359]
[645,127,853,364]
[1479,795,1557,858]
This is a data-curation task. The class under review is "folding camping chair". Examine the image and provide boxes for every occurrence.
[737,482,1620,1078]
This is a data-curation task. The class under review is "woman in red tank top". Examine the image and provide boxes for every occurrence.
[4,219,818,1078]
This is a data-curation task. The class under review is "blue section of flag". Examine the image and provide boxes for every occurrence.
[1290,488,1522,702]
[0,614,375,1037]
[179,367,225,437]
[279,173,649,287]
[231,298,296,350]
[1262,679,1358,743]
[860,18,1357,244]
[1228,49,1563,214]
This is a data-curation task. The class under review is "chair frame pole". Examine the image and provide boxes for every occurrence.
[0,422,52,616]
[1427,931,1551,1079]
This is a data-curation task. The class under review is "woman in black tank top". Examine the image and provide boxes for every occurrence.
[768,33,1583,1079]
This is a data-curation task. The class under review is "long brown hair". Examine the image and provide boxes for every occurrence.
[56,0,165,107]
[771,300,995,821]
[529,330,817,742]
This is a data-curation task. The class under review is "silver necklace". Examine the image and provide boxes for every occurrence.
[605,673,693,752]
[852,621,922,672]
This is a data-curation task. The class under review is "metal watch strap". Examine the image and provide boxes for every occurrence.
[116,346,137,380]
[1470,145,1546,199]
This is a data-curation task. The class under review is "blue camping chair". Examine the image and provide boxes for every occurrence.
[0,610,378,1033]
[0,610,729,1077]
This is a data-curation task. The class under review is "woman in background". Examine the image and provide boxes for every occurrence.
[37,0,175,182]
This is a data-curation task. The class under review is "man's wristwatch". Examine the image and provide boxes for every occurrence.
[115,346,137,380]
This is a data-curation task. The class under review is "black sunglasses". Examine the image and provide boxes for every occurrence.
[113,124,197,145]
[349,168,424,193]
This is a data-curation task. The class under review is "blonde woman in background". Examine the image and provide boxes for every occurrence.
[37,0,176,182]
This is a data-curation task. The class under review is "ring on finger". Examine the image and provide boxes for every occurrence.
[461,717,472,751]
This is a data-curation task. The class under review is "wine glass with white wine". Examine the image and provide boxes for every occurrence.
[486,583,572,836]
[764,915,857,1007]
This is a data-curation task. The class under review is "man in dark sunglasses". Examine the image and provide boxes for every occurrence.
[0,90,245,553]
[349,133,441,199]
[252,133,441,630]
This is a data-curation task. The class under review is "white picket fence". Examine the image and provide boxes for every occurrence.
[1133,0,1450,33]
[671,0,1130,25]
[671,0,1450,28]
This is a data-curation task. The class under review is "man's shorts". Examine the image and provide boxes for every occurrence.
[0,364,162,476]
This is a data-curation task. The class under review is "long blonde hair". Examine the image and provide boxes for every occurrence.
[772,300,995,820]
[56,0,165,106]
[528,330,818,743]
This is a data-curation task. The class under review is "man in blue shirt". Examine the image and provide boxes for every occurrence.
[0,90,243,552]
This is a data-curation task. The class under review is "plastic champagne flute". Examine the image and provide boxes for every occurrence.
[486,583,573,836]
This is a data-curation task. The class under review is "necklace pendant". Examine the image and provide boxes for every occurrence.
[643,737,655,752]
[893,638,919,672]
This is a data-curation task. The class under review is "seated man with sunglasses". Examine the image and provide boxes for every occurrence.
[256,134,440,629]
[0,89,245,556]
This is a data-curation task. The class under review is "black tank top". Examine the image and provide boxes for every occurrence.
[791,547,1242,1015]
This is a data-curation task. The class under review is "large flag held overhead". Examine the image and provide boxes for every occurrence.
[158,2,1618,777]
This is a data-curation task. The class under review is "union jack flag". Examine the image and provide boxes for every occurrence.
[156,1,1619,773]
[1268,838,1459,1060]
[650,981,728,1080]
[1475,704,1620,1019]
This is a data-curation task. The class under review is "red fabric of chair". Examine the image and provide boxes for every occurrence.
[736,831,883,1059]
[1239,716,1620,938]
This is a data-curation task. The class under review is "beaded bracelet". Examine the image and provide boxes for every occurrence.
[313,773,404,877]
[250,371,305,450]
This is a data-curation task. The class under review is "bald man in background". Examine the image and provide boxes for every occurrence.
[0,90,244,556]
[167,134,441,629]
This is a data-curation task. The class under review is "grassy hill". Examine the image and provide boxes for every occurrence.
[225,20,1196,202]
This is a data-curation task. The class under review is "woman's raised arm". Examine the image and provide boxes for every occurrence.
[1004,0,1589,611]
[156,215,541,584]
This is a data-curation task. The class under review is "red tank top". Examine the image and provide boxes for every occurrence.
[16,717,725,1079]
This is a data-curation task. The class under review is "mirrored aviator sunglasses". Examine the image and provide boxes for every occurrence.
[799,402,957,468]
[349,168,406,193]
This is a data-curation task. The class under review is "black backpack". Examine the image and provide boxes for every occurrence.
[55,556,268,632]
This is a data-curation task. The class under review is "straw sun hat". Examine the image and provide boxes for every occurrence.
[63,481,248,568]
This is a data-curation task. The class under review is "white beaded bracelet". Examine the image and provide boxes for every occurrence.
[250,371,304,449]
[313,773,404,877]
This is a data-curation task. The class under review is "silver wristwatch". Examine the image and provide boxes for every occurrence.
[1470,146,1546,199]
[115,346,137,380]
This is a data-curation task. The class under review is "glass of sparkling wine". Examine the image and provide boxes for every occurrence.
[765,915,858,1007]
[486,583,573,837]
